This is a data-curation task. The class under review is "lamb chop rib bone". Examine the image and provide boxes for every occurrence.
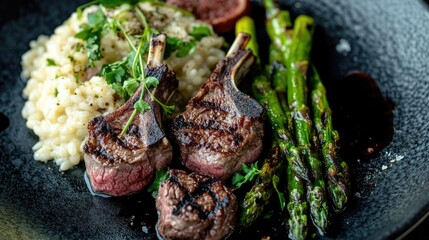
[83,34,178,196]
[172,33,265,181]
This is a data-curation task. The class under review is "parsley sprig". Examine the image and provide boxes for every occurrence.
[75,8,106,66]
[147,167,169,198]
[76,4,174,136]
[111,7,164,136]
[164,25,212,58]
[232,162,262,189]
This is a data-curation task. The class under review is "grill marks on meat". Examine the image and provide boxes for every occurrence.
[172,33,264,180]
[83,34,178,196]
[156,169,237,240]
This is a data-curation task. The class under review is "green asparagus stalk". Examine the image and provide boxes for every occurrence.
[309,66,349,212]
[263,0,329,234]
[263,3,294,140]
[267,41,309,240]
[252,78,308,240]
[236,16,308,240]
[268,44,291,128]
[239,145,282,229]
[286,15,329,235]
[263,0,293,82]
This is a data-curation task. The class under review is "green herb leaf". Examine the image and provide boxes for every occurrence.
[163,26,210,58]
[232,162,262,189]
[46,58,57,66]
[242,163,251,173]
[76,0,98,19]
[54,88,59,97]
[161,104,175,116]
[88,9,106,27]
[176,41,196,57]
[86,30,103,64]
[164,37,179,58]
[165,37,197,58]
[111,82,128,99]
[232,173,245,186]
[145,76,159,88]
[75,9,107,66]
[75,27,103,66]
[272,174,286,210]
[123,78,140,96]
[147,168,169,198]
[134,99,151,114]
[100,57,130,84]
[190,25,212,41]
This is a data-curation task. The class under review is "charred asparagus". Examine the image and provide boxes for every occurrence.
[309,66,349,212]
[284,15,329,235]
[236,15,309,240]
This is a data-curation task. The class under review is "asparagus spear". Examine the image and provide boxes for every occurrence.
[285,15,329,235]
[235,16,280,230]
[236,16,308,240]
[239,145,282,229]
[309,66,349,212]
[252,74,308,240]
[263,0,329,233]
[268,41,309,240]
[263,3,294,144]
[236,16,309,183]
[263,3,292,126]
[268,44,291,129]
[263,0,293,79]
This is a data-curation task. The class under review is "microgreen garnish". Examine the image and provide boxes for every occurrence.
[190,25,212,40]
[123,78,140,96]
[164,37,195,58]
[100,55,133,99]
[46,58,57,66]
[75,8,106,66]
[232,162,262,189]
[164,25,212,58]
[147,168,169,198]
[75,1,212,135]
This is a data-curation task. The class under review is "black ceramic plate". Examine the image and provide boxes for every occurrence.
[1,0,429,239]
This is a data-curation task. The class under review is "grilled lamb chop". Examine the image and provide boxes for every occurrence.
[156,169,237,240]
[83,34,178,197]
[171,33,264,180]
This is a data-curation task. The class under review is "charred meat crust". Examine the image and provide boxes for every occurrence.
[84,65,176,165]
[156,169,237,240]
[171,48,264,181]
[83,60,177,196]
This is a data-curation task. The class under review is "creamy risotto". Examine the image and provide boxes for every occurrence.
[21,2,225,170]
